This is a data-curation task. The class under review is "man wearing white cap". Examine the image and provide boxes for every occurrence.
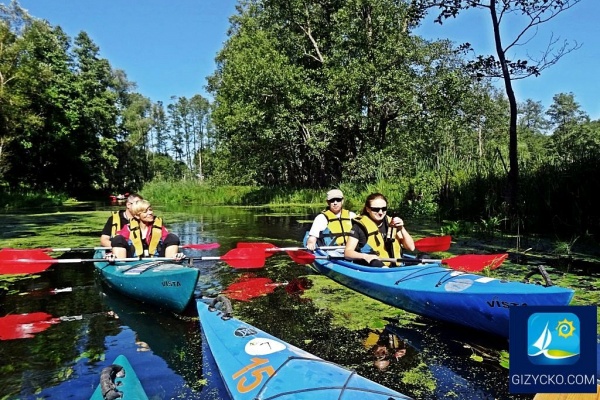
[306,189,357,250]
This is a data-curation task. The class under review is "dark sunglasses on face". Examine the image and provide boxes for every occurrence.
[328,198,343,203]
[369,206,387,213]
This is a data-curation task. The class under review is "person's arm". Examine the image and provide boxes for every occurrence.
[109,226,130,259]
[306,214,327,250]
[161,225,185,260]
[344,225,380,264]
[165,244,179,258]
[100,235,112,248]
[100,216,114,246]
[391,217,415,252]
[306,236,318,250]
[397,227,415,251]
[344,236,380,264]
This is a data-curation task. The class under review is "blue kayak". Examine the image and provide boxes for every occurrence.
[93,250,199,313]
[90,355,148,400]
[197,297,412,400]
[307,247,575,338]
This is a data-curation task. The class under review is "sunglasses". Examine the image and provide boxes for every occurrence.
[369,206,387,213]
[328,198,343,203]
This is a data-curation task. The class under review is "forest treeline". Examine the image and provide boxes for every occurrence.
[1,0,599,239]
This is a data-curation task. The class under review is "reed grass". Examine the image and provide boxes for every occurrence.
[0,186,68,210]
[141,179,433,218]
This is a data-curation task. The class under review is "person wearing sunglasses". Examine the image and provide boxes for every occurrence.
[344,193,415,267]
[306,189,357,250]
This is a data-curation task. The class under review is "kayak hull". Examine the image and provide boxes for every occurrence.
[93,250,199,313]
[197,299,411,400]
[309,250,575,337]
[90,355,148,400]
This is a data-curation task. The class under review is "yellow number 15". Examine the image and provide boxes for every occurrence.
[233,357,275,393]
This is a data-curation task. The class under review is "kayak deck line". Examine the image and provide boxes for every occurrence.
[120,261,183,275]
[255,356,406,399]
[93,250,199,313]
[394,267,505,287]
[303,233,574,337]
[198,297,412,399]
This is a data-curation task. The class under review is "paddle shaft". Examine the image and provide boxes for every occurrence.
[44,246,110,252]
[309,255,442,264]
[0,247,266,274]
[22,243,219,252]
[239,235,451,255]
[7,256,186,264]
[237,242,343,251]
[269,245,343,252]
[293,251,508,271]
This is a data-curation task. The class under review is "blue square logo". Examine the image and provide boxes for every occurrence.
[510,306,597,394]
[528,312,580,365]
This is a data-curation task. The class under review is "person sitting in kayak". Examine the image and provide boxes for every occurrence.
[344,193,415,267]
[306,189,357,251]
[100,192,143,248]
[109,199,185,261]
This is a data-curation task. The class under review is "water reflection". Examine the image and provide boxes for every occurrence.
[2,205,595,399]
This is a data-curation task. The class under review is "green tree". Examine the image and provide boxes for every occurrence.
[3,16,77,192]
[0,3,29,178]
[517,99,550,169]
[0,3,130,196]
[209,0,494,189]
[416,0,583,217]
[151,101,169,154]
[65,31,121,193]
[546,93,595,164]
[546,92,589,128]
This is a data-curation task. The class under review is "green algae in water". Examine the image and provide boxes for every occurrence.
[301,274,418,330]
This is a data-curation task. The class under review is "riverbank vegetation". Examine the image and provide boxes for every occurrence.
[1,0,599,242]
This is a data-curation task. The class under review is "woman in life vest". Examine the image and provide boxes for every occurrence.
[100,193,143,247]
[109,200,184,261]
[344,193,415,267]
[306,189,357,250]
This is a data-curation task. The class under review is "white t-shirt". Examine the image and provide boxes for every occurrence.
[308,210,357,238]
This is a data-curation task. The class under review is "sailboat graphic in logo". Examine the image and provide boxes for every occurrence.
[528,312,580,365]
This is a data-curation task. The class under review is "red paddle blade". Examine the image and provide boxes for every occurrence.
[0,250,55,275]
[0,312,61,340]
[223,275,278,301]
[237,242,275,250]
[286,250,316,265]
[414,235,451,252]
[236,242,279,257]
[443,253,508,272]
[221,248,266,269]
[181,243,220,250]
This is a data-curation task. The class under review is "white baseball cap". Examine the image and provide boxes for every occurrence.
[326,189,344,200]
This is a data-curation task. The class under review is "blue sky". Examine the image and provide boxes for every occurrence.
[7,0,600,119]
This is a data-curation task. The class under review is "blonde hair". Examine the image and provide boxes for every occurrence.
[131,199,152,217]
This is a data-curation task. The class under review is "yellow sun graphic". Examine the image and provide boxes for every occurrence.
[556,318,576,338]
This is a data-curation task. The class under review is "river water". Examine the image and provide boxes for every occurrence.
[0,205,590,399]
